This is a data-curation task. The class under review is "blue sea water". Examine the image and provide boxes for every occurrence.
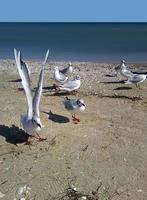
[0,23,147,63]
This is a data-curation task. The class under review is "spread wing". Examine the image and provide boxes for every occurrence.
[33,49,49,117]
[14,48,33,119]
[20,53,31,77]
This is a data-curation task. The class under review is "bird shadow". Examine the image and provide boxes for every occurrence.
[17,88,24,92]
[43,110,69,123]
[9,79,21,83]
[53,92,71,96]
[43,91,71,97]
[100,94,142,101]
[133,71,147,75]
[101,80,125,84]
[43,85,57,90]
[0,124,29,145]
[105,74,117,77]
[114,86,132,90]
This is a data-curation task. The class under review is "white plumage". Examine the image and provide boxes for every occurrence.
[14,48,49,141]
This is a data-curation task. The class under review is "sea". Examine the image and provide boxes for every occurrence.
[0,22,147,63]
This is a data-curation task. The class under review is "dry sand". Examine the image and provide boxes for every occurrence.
[0,60,147,200]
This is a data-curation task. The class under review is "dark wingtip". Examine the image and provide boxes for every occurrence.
[65,96,70,100]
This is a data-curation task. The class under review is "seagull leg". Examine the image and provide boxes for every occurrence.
[70,90,78,95]
[72,114,80,123]
[24,135,32,145]
[36,133,47,142]
[135,83,142,90]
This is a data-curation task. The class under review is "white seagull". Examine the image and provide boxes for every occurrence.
[115,60,134,79]
[63,96,86,123]
[54,66,68,83]
[125,74,146,88]
[14,48,49,144]
[60,62,73,75]
[58,75,81,94]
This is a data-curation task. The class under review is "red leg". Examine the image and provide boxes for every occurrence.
[36,133,47,142]
[72,115,80,123]
[70,90,78,95]
[24,136,32,145]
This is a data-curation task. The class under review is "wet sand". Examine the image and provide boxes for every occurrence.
[0,60,147,200]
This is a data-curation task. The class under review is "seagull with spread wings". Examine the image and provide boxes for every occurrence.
[14,48,49,144]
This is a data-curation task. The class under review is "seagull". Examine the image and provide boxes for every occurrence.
[60,62,73,75]
[125,74,146,89]
[57,75,81,94]
[115,60,134,79]
[63,96,85,123]
[54,66,68,83]
[14,48,49,144]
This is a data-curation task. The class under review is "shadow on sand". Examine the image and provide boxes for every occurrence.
[101,80,125,84]
[43,85,57,90]
[0,124,28,145]
[9,79,21,83]
[43,110,69,123]
[100,94,142,101]
[114,86,132,90]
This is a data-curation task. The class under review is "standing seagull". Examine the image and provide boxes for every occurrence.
[60,62,73,75]
[58,75,81,94]
[63,96,86,123]
[14,49,49,144]
[54,66,68,83]
[125,74,146,89]
[115,60,134,79]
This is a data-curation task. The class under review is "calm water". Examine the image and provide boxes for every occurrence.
[0,23,147,63]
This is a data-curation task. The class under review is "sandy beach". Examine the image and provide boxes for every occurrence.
[0,59,147,200]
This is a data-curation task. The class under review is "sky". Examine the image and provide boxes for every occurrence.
[0,0,147,22]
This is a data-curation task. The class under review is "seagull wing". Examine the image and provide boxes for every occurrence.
[14,49,33,119]
[19,52,31,79]
[60,67,68,74]
[59,72,67,81]
[125,69,134,77]
[60,79,78,90]
[130,74,146,83]
[33,49,49,117]
[64,99,77,111]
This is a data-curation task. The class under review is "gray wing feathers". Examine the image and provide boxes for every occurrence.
[64,99,75,111]
[60,80,77,89]
[129,74,145,83]
[60,68,68,74]
[33,50,49,117]
[59,72,67,81]
[33,65,44,117]
[14,49,33,119]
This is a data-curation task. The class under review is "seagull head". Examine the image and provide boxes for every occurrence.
[32,116,42,128]
[121,60,125,64]
[68,62,72,67]
[77,99,85,107]
[54,66,59,71]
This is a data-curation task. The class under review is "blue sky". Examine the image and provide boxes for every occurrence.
[0,0,147,22]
